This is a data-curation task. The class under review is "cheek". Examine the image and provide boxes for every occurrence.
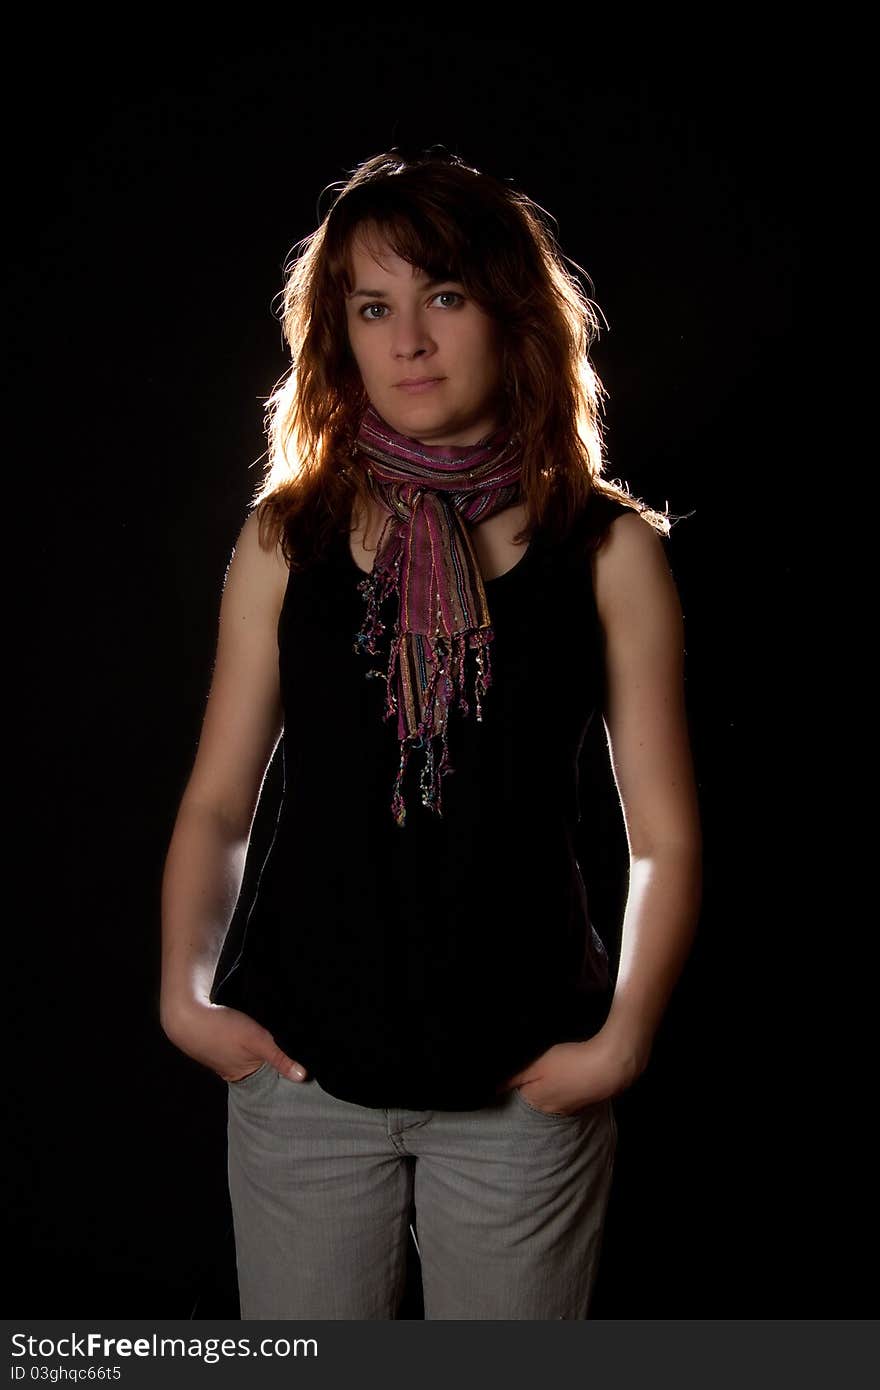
[472,341,504,389]
[472,320,503,374]
[457,322,499,371]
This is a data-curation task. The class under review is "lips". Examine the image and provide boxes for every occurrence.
[395,377,445,393]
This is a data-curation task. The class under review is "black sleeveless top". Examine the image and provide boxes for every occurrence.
[213,493,632,1110]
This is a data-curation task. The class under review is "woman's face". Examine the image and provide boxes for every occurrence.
[344,229,505,446]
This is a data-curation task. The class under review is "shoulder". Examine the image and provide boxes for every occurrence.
[591,509,681,642]
[225,507,291,617]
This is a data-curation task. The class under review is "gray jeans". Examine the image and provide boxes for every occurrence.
[227,1063,618,1320]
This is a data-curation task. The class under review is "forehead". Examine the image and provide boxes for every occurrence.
[347,233,426,281]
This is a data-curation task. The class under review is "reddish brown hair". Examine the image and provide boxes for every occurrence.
[252,146,670,569]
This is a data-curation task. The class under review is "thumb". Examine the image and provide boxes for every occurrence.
[257,1039,305,1078]
[266,1043,307,1082]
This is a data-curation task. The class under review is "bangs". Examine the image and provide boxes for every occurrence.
[328,200,473,297]
[353,221,462,287]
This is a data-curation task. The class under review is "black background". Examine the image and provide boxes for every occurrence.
[9,25,848,1317]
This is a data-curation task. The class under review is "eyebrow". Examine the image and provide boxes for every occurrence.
[346,276,462,301]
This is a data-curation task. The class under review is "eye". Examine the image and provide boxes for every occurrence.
[432,291,464,308]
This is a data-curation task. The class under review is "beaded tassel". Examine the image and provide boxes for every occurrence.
[354,571,496,827]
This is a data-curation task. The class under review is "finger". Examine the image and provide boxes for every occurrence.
[270,1049,307,1082]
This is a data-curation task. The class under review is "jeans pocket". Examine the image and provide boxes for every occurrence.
[512,1085,597,1123]
[228,1060,272,1088]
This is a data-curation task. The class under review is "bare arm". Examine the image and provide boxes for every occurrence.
[159,509,303,1081]
[159,808,254,1028]
[592,511,703,1076]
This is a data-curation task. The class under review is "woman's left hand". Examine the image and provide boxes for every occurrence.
[496,1028,651,1116]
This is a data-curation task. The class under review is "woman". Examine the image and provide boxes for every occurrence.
[160,147,702,1320]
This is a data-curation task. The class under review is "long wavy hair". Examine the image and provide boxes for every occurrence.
[252,146,670,570]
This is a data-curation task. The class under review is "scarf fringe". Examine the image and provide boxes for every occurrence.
[354,561,494,828]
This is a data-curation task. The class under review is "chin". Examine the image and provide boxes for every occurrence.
[387,399,458,425]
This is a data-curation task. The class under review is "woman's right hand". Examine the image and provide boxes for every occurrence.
[161,998,308,1084]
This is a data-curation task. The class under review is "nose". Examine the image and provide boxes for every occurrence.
[391,307,435,360]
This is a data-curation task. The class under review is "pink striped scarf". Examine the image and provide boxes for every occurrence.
[352,403,524,827]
